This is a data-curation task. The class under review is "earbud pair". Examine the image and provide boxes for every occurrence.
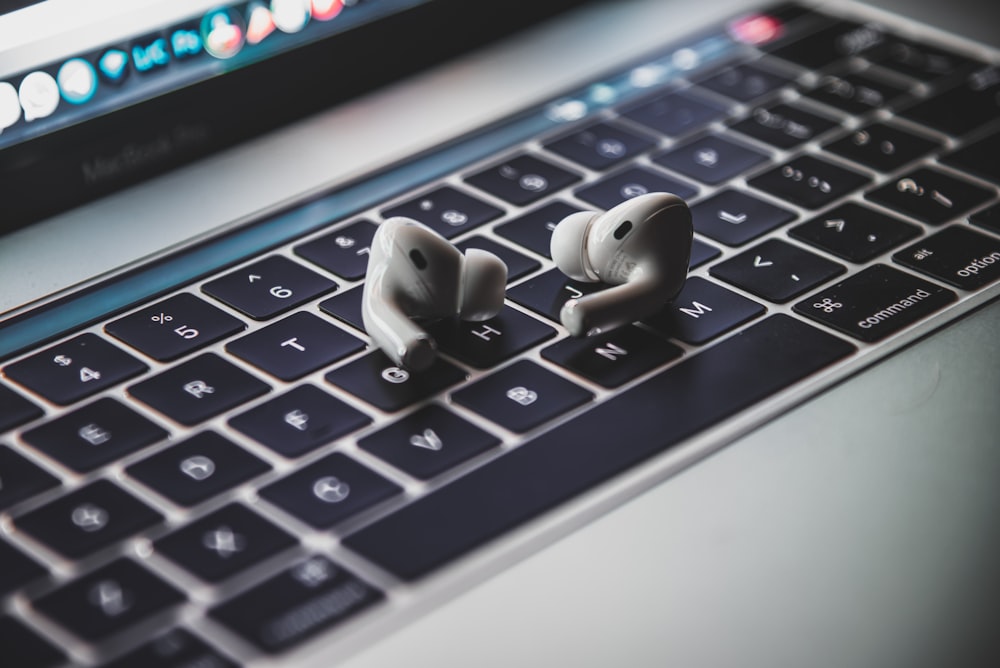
[362,192,693,370]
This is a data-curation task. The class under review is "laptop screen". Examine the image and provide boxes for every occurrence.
[0,0,585,233]
[0,0,428,151]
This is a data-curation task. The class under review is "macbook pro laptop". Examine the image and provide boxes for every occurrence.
[1,0,998,666]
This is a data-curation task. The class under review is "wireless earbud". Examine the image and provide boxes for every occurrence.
[362,217,507,370]
[550,192,692,336]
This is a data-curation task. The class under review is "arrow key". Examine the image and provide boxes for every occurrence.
[790,203,921,263]
[710,239,846,303]
[359,405,500,480]
[690,190,796,246]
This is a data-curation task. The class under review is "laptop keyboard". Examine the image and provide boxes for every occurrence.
[2,4,1000,665]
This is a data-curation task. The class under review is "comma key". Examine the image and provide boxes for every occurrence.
[793,264,956,342]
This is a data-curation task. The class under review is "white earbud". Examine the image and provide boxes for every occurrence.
[550,192,692,336]
[362,217,507,370]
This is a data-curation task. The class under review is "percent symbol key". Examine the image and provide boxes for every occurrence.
[106,293,245,361]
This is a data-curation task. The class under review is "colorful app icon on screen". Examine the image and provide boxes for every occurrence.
[271,0,310,34]
[18,71,59,121]
[171,29,203,59]
[246,2,277,45]
[132,37,171,73]
[98,49,129,84]
[312,0,343,21]
[201,8,246,59]
[57,58,98,104]
[0,82,21,132]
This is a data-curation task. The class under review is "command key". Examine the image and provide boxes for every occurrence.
[793,264,956,342]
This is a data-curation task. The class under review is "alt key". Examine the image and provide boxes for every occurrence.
[892,225,1000,290]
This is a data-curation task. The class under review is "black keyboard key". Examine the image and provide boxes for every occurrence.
[33,558,184,642]
[690,189,796,246]
[294,219,379,280]
[644,277,766,345]
[464,154,581,206]
[105,293,245,362]
[0,445,60,511]
[789,202,921,262]
[689,238,722,269]
[768,20,884,69]
[319,285,364,331]
[129,353,269,426]
[381,186,503,238]
[359,404,500,480]
[941,130,1000,184]
[971,203,1000,234]
[824,123,940,173]
[344,315,854,581]
[229,384,370,458]
[455,236,540,282]
[507,268,605,323]
[203,255,336,320]
[0,616,65,668]
[711,239,846,303]
[226,311,365,381]
[544,120,656,170]
[261,453,401,529]
[452,360,593,433]
[0,384,43,432]
[620,89,728,137]
[793,264,956,342]
[574,166,697,210]
[869,38,980,83]
[424,306,557,369]
[748,155,869,209]
[22,398,167,473]
[541,325,682,388]
[900,67,1000,136]
[210,555,381,654]
[4,333,146,406]
[653,134,769,185]
[804,72,907,115]
[866,167,993,225]
[893,226,1000,290]
[494,200,582,258]
[731,103,839,149]
[326,351,466,412]
[15,480,161,560]
[127,431,270,507]
[154,503,296,583]
[101,628,238,668]
[696,63,792,103]
[0,540,47,597]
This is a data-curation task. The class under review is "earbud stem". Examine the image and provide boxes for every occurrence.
[560,275,671,336]
[362,275,438,371]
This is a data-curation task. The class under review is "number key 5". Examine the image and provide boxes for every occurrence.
[106,293,245,361]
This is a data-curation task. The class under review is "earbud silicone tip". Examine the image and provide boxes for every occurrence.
[550,211,598,281]
[459,249,507,320]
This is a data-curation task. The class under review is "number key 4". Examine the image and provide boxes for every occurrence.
[202,255,337,320]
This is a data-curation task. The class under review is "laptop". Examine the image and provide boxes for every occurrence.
[2,0,998,665]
